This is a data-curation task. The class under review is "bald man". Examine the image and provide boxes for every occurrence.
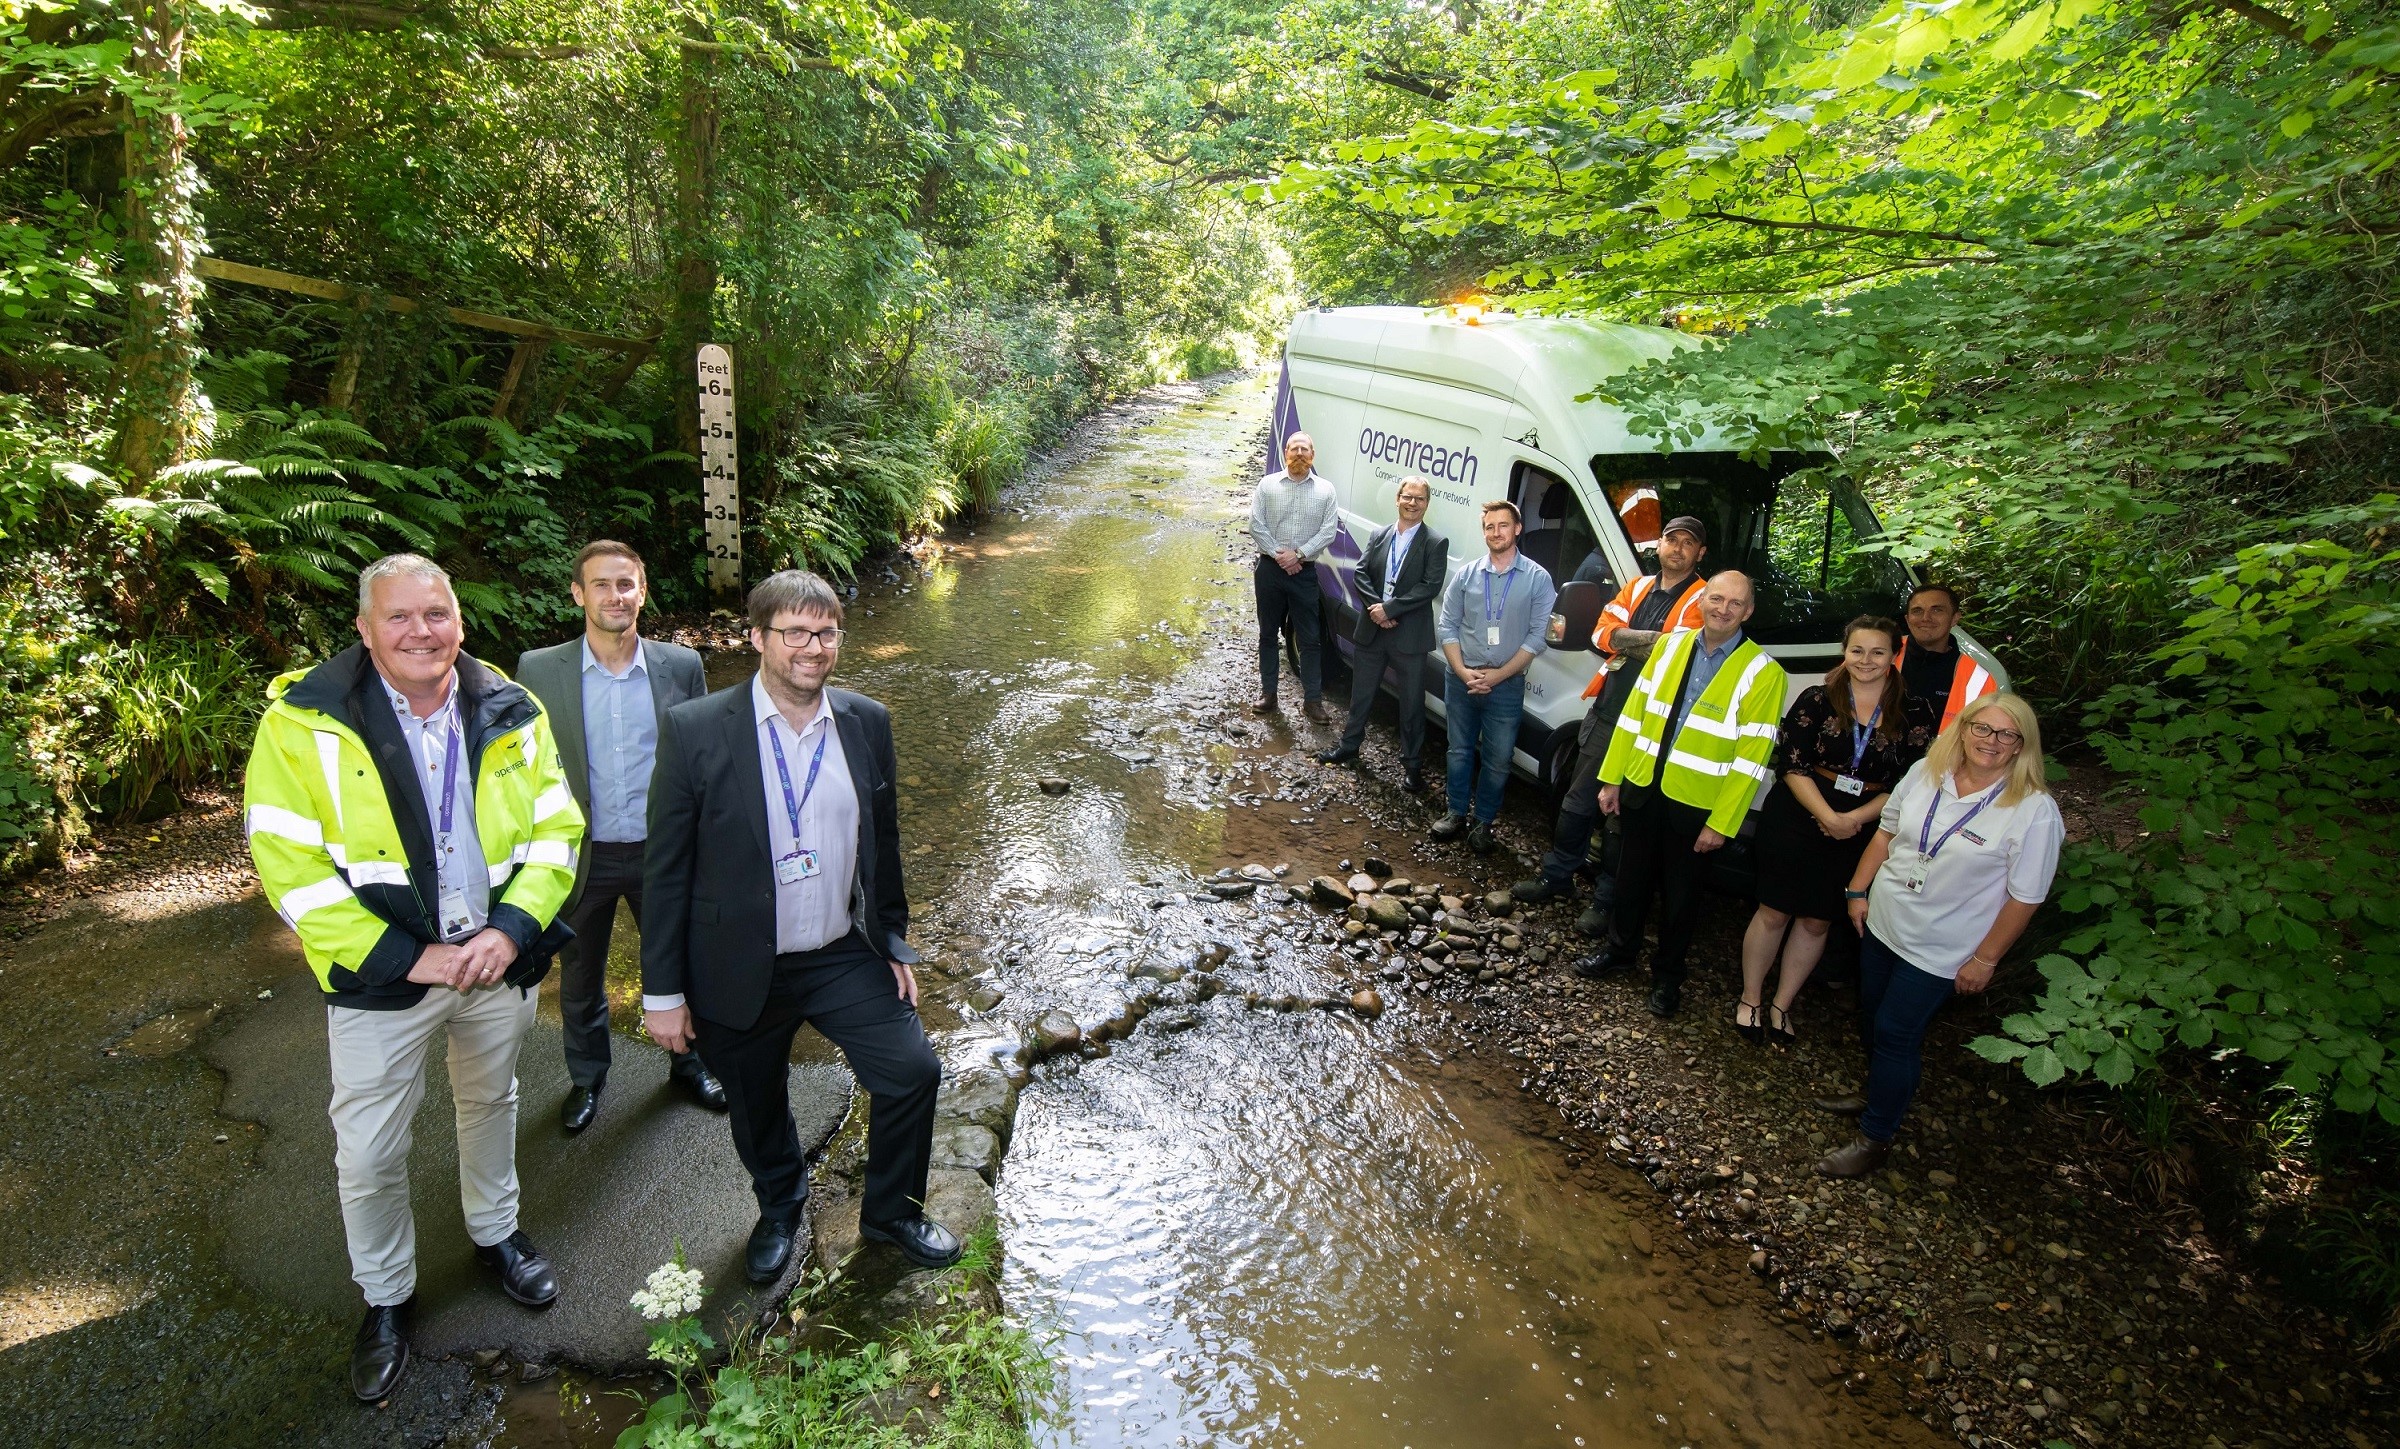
[1248,431,1339,721]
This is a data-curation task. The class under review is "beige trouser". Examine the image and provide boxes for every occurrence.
[327,983,539,1306]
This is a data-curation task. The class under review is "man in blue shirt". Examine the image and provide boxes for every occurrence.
[1433,501,1558,854]
[517,542,724,1132]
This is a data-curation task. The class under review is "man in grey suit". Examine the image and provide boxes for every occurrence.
[516,540,727,1132]
[1317,475,1450,794]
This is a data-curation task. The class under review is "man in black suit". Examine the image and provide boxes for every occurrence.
[516,540,727,1132]
[641,569,956,1283]
[1318,475,1450,793]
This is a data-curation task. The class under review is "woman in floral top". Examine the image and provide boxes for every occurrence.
[1735,616,1937,1044]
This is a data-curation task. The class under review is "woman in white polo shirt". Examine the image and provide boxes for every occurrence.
[1813,691,2064,1179]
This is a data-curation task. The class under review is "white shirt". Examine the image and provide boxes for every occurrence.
[1867,761,2065,977]
[1383,522,1420,592]
[380,671,490,942]
[642,678,861,1014]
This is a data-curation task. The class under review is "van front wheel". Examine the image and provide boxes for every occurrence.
[1543,731,1580,822]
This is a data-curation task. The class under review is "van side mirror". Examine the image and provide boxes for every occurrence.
[1554,581,1605,652]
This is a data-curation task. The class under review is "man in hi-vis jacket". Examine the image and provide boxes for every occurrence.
[245,554,582,1405]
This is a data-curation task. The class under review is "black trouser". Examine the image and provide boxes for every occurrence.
[1253,554,1323,703]
[1336,628,1428,764]
[1537,690,1626,893]
[559,839,702,1088]
[1607,781,1714,988]
[692,931,942,1228]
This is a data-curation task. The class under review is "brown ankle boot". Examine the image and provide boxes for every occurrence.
[1814,1135,1890,1179]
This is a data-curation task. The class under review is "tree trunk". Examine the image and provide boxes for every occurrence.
[113,0,209,487]
[664,21,719,464]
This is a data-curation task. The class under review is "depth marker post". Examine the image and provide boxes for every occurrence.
[697,343,743,603]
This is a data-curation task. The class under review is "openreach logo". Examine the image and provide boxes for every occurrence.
[1358,425,1479,489]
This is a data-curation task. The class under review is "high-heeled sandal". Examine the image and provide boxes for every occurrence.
[1733,1000,1766,1045]
[1767,1004,1798,1047]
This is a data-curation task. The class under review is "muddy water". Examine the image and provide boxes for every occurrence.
[654,376,1932,1448]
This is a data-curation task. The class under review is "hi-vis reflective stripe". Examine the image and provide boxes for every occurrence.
[276,874,355,926]
[346,861,412,888]
[245,804,323,848]
[314,731,346,832]
[1665,748,1775,784]
[524,840,575,869]
[532,783,575,822]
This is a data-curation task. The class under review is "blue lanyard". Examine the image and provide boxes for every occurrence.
[1481,561,1518,623]
[768,717,832,841]
[1386,528,1412,591]
[435,714,461,838]
[1918,776,2004,860]
[1847,706,1881,773]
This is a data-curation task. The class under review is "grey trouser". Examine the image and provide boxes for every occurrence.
[327,983,538,1305]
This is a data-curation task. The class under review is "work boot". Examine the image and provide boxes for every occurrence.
[1249,695,1280,716]
[1572,947,1632,980]
[1811,1092,1869,1116]
[1429,813,1468,842]
[1512,876,1571,904]
[1647,984,1682,1018]
[1467,822,1497,854]
[1303,699,1333,724]
[1815,1135,1891,1179]
[1574,906,1610,938]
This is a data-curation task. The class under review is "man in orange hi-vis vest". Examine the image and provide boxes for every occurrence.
[1511,514,1709,936]
[1896,583,1998,729]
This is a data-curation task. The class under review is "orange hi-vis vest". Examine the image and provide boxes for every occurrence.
[1582,573,1708,699]
[1897,638,1999,729]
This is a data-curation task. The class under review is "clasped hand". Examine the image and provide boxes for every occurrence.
[407,927,520,992]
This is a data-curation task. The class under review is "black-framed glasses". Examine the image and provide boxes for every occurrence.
[1966,720,2023,746]
[763,625,845,651]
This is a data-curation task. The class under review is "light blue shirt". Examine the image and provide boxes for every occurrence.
[580,637,657,844]
[382,670,489,941]
[1436,552,1558,669]
[1670,629,1745,743]
[1384,523,1421,593]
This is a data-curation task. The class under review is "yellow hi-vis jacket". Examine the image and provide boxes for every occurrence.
[1598,628,1788,838]
[244,645,584,1009]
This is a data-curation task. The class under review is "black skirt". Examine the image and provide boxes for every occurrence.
[1754,779,1876,921]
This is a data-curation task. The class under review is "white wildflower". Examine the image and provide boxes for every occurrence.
[629,1261,706,1320]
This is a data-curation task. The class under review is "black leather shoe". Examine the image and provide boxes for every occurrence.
[1429,813,1468,841]
[746,1210,801,1284]
[860,1214,963,1269]
[1812,1092,1869,1116]
[1815,1134,1891,1179]
[1512,876,1570,904]
[1466,822,1497,854]
[560,1084,601,1134]
[1647,984,1682,1018]
[1571,948,1631,979]
[1401,769,1427,795]
[676,1061,729,1112]
[350,1300,411,1403]
[474,1230,559,1308]
[1315,745,1359,765]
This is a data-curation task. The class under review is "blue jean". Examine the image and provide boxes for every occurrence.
[1857,928,1955,1142]
[1443,671,1524,822]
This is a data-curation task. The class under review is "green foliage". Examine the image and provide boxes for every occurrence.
[80,633,262,817]
[1971,496,2400,1114]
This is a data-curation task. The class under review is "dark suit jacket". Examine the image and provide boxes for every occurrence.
[515,634,709,906]
[641,681,917,1031]
[1349,522,1451,654]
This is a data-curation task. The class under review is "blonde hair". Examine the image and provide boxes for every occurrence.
[1921,691,2048,806]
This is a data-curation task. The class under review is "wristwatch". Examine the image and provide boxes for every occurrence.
[1843,889,1870,900]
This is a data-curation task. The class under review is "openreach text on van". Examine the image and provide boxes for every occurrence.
[1358,425,1479,490]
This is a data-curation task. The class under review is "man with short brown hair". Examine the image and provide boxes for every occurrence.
[1432,500,1556,853]
[517,541,723,1132]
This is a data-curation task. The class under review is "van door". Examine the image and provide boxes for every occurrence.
[1506,454,1619,776]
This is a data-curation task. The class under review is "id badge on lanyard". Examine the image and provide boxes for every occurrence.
[1482,565,1516,652]
[433,720,475,940]
[1833,708,1880,798]
[770,720,832,887]
[1900,776,2003,893]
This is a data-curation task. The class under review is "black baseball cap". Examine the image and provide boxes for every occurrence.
[1661,515,1707,544]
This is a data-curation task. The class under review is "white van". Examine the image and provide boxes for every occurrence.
[1272,304,2007,801]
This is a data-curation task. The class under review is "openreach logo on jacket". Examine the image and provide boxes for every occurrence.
[1358,425,1480,490]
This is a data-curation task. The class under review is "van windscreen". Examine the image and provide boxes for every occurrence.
[1590,452,1910,645]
